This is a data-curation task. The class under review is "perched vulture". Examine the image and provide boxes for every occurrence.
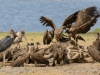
[43,29,54,45]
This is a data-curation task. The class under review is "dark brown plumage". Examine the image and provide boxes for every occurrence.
[52,42,69,66]
[65,6,100,45]
[43,29,54,44]
[40,16,64,42]
[88,45,100,62]
[40,6,100,45]
[91,36,100,52]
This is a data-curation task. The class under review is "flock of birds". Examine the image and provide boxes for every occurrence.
[0,6,100,67]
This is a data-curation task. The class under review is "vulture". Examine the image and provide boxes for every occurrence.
[65,6,100,46]
[40,6,100,47]
[43,29,54,45]
[88,45,100,62]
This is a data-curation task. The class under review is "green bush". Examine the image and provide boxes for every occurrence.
[93,28,100,33]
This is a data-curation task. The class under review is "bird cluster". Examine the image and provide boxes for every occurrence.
[0,6,100,67]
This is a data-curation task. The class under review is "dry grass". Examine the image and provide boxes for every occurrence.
[0,32,96,46]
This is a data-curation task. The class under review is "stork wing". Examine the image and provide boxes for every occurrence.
[40,16,57,30]
[61,11,79,29]
[70,6,100,33]
[0,36,13,52]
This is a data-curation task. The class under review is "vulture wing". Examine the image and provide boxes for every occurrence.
[70,6,100,34]
[61,11,79,28]
[12,53,29,67]
[72,16,98,34]
[88,46,100,62]
[40,16,57,30]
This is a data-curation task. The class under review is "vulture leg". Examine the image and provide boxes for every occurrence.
[75,34,85,49]
[52,53,57,67]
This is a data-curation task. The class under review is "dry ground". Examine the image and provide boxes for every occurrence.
[0,32,100,75]
[0,63,100,75]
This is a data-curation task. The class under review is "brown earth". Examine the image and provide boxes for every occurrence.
[0,63,100,75]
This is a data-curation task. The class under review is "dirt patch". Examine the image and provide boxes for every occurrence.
[0,63,100,75]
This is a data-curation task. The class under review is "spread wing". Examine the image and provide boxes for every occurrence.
[70,6,100,34]
[72,16,99,34]
[40,16,57,30]
[61,11,80,29]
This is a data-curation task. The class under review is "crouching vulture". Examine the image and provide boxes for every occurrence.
[0,29,17,66]
[88,45,100,62]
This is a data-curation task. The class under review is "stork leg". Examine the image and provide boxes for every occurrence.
[3,52,5,67]
[16,43,20,48]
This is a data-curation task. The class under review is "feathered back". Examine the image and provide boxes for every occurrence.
[70,6,100,34]
[88,46,100,62]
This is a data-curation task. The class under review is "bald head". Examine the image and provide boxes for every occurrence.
[20,30,25,35]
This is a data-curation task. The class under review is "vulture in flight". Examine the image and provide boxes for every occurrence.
[65,6,100,46]
[43,29,54,45]
[40,6,100,46]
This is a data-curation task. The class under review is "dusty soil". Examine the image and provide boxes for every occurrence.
[0,62,100,75]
